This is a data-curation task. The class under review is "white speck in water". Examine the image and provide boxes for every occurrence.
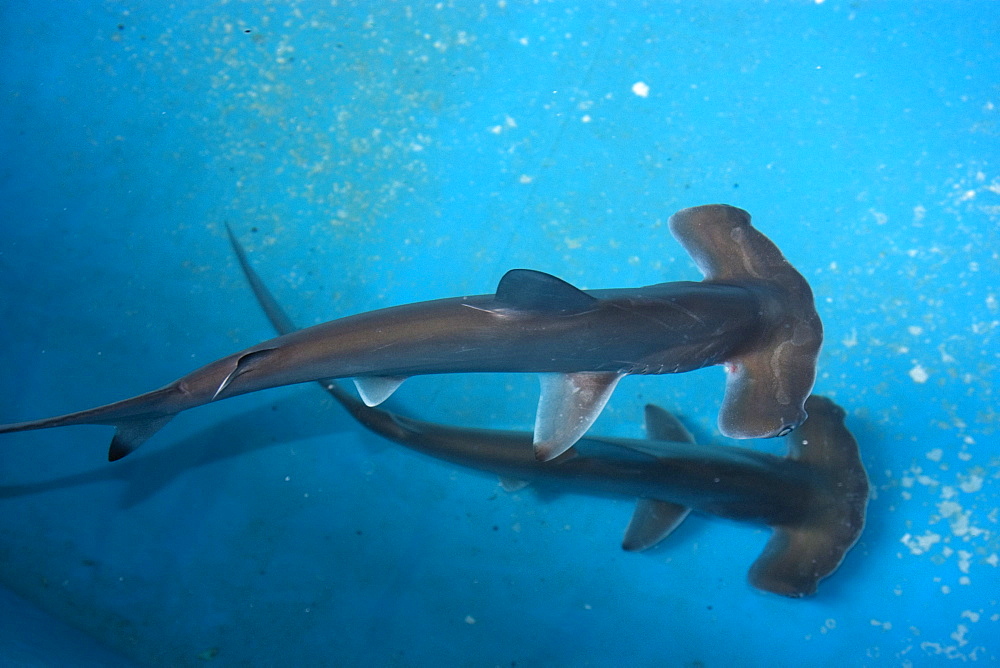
[909,364,929,383]
[958,550,973,574]
[631,81,650,98]
[926,449,943,462]
[959,474,983,493]
[465,615,476,625]
[870,209,888,225]
[908,325,923,336]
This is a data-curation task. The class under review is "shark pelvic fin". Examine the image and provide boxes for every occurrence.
[214,348,279,400]
[494,269,598,313]
[353,376,408,407]
[108,415,175,461]
[533,372,624,461]
[622,499,691,551]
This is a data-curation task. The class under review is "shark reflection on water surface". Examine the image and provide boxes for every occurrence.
[0,205,822,463]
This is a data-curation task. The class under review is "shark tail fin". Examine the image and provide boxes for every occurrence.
[668,204,822,440]
[748,395,869,597]
[0,387,179,461]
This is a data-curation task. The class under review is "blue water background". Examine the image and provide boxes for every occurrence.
[0,1,997,665]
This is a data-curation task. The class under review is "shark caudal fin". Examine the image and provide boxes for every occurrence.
[668,204,823,440]
[0,391,177,462]
[747,395,869,597]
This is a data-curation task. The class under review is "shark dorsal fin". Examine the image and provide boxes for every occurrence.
[644,404,696,443]
[621,499,691,551]
[494,269,597,313]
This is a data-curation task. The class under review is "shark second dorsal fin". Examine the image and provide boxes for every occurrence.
[353,376,408,407]
[533,372,624,461]
[622,499,691,551]
[643,404,696,443]
[494,269,598,313]
[213,348,279,400]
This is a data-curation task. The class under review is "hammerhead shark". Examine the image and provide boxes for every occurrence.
[0,205,821,462]
[232,239,868,597]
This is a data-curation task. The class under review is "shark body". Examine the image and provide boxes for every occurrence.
[0,205,822,461]
[335,386,868,597]
[235,242,868,597]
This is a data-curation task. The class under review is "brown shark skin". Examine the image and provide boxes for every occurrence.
[0,205,822,461]
[236,229,865,598]
[327,383,868,596]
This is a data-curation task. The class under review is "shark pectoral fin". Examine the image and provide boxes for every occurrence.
[108,415,175,461]
[622,499,691,552]
[494,269,598,313]
[214,347,280,400]
[533,372,624,461]
[499,477,530,493]
[353,376,408,407]
[643,404,696,443]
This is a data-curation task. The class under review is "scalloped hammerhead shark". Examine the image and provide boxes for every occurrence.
[0,205,821,462]
[232,226,866,597]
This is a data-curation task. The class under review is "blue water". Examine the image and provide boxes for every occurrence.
[1,1,997,666]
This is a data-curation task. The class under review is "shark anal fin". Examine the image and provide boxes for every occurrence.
[643,404,696,443]
[108,415,174,461]
[622,499,691,552]
[494,269,598,313]
[533,372,623,461]
[353,376,408,407]
[214,347,279,400]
